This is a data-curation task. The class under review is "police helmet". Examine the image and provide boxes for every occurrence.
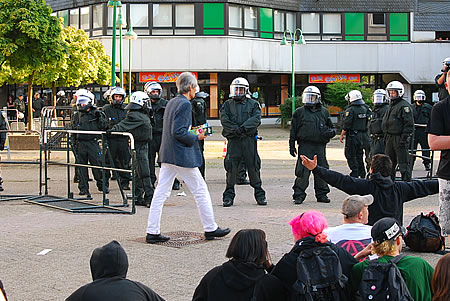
[413,90,426,103]
[76,95,94,111]
[230,77,249,100]
[302,86,321,106]
[126,91,150,110]
[111,87,126,105]
[103,88,113,101]
[57,90,65,97]
[74,89,95,101]
[386,81,404,100]
[443,57,450,66]
[195,91,209,99]
[144,82,162,100]
[373,89,387,105]
[346,90,364,105]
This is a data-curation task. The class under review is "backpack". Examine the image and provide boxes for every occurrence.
[359,255,413,301]
[292,243,348,301]
[404,212,445,252]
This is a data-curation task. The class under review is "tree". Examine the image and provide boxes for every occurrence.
[324,82,374,110]
[0,0,66,130]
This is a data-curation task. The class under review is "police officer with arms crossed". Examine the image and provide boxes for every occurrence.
[382,81,414,181]
[103,87,131,190]
[220,77,267,207]
[144,81,181,191]
[368,89,389,158]
[289,86,335,204]
[340,90,371,178]
[411,90,432,171]
[110,91,154,207]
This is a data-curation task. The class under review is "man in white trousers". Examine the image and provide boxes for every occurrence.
[146,72,230,243]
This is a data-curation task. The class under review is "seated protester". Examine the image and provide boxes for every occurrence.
[351,217,434,301]
[432,253,450,301]
[256,210,358,301]
[66,240,165,301]
[193,229,272,301]
[301,154,438,225]
[324,195,373,258]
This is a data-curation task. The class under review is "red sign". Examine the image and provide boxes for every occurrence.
[139,72,198,83]
[309,74,360,83]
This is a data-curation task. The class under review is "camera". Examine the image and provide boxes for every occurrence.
[442,62,450,72]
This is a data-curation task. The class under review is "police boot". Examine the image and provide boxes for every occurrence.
[0,177,4,192]
[424,162,431,171]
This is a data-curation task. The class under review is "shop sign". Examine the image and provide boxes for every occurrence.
[139,72,198,83]
[309,74,360,83]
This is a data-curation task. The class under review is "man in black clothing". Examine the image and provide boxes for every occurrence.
[301,154,438,225]
[66,240,165,301]
[411,90,432,171]
[191,90,209,178]
[369,89,389,158]
[435,57,450,101]
[0,111,7,191]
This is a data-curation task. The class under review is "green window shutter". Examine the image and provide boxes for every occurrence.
[260,8,273,38]
[203,3,224,32]
[390,35,408,41]
[345,13,364,35]
[204,29,225,35]
[389,13,408,36]
[345,35,365,41]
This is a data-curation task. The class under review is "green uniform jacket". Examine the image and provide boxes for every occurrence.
[72,109,107,141]
[112,110,152,143]
[369,104,389,136]
[382,97,414,139]
[412,103,432,125]
[220,97,261,139]
[289,105,334,146]
[103,104,127,129]
[343,104,371,133]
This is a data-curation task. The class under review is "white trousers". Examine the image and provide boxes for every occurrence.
[439,178,450,236]
[146,163,218,234]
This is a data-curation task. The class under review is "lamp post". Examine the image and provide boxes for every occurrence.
[107,0,122,87]
[281,28,306,115]
[124,21,138,95]
[117,9,127,88]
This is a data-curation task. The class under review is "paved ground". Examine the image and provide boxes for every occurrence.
[0,126,443,300]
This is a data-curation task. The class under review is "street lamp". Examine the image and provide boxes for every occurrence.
[124,20,138,95]
[107,0,122,87]
[117,8,127,88]
[281,28,306,115]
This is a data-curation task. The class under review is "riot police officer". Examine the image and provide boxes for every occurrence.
[220,77,266,207]
[411,90,432,171]
[382,81,414,181]
[289,86,335,204]
[103,87,131,190]
[340,90,371,178]
[111,91,154,207]
[191,90,209,178]
[72,89,109,197]
[144,81,181,190]
[368,89,389,158]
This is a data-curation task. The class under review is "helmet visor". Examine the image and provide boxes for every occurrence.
[231,85,247,97]
[414,94,426,101]
[302,93,318,104]
[373,94,385,104]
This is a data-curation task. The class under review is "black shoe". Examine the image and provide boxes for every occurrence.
[317,197,331,203]
[294,198,304,205]
[424,163,431,171]
[146,233,170,244]
[98,186,110,194]
[205,227,231,240]
[172,181,181,190]
[223,199,234,207]
[73,177,79,183]
[0,177,4,191]
[79,191,91,198]
[122,185,130,191]
[135,199,147,206]
[256,198,267,206]
[236,179,250,185]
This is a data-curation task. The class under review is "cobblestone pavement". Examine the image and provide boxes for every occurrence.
[0,126,443,300]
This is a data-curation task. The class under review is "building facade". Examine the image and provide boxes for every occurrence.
[42,0,450,118]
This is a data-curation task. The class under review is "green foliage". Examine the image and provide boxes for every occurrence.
[324,82,374,109]
[280,96,302,121]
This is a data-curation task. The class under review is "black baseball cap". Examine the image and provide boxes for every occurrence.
[371,217,406,243]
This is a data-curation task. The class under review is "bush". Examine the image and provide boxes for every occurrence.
[324,82,374,109]
[280,96,302,123]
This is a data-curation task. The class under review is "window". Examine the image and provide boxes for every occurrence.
[57,10,69,27]
[274,10,284,32]
[323,14,341,34]
[229,5,242,36]
[175,4,195,35]
[273,11,297,39]
[108,5,127,27]
[130,4,149,27]
[244,7,257,37]
[153,4,172,27]
[92,4,103,29]
[70,9,79,28]
[371,13,385,26]
[80,7,90,30]
[301,13,320,34]
[368,13,386,40]
[286,12,296,33]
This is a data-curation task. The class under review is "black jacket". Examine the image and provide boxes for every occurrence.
[256,236,357,301]
[193,260,266,301]
[150,98,167,135]
[112,110,152,143]
[220,97,261,139]
[66,241,164,301]
[313,166,438,225]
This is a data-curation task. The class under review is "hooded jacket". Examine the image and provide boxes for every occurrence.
[312,166,438,225]
[66,241,164,301]
[192,260,266,301]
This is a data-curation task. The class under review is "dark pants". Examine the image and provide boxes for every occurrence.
[198,139,205,178]
[223,136,265,202]
[135,142,154,204]
[345,132,369,178]
[149,134,180,187]
[293,142,330,201]
[108,138,131,187]
[411,128,431,167]
[385,134,412,181]
[77,140,107,193]
[370,135,385,158]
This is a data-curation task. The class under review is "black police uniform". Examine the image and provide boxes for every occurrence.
[32,97,45,119]
[103,103,131,188]
[220,96,266,206]
[342,103,371,178]
[368,102,389,158]
[148,97,167,186]
[112,110,154,206]
[411,101,433,170]
[0,112,7,191]
[382,97,414,181]
[435,73,449,101]
[72,108,108,195]
[290,103,335,203]
[191,95,208,178]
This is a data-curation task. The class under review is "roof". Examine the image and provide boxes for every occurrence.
[299,0,415,12]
